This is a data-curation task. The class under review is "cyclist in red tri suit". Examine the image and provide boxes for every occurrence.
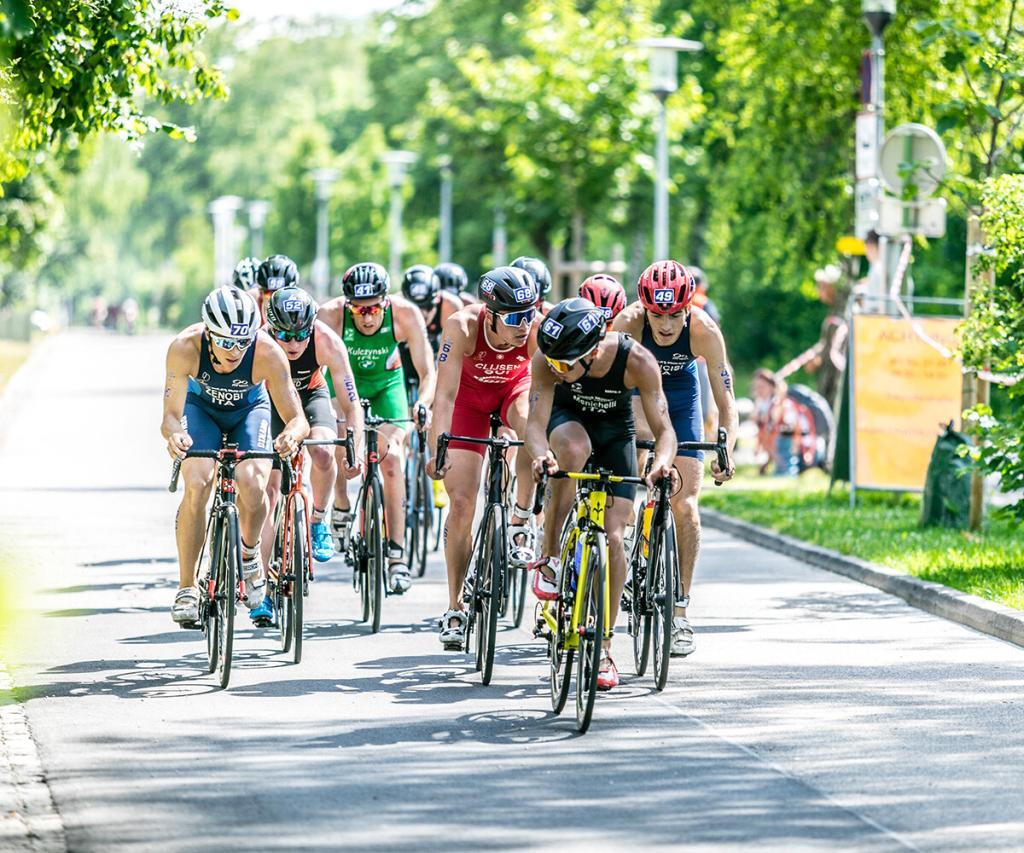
[427,266,540,650]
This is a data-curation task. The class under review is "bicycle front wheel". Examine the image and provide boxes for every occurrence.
[476,506,504,685]
[575,533,605,733]
[651,511,677,691]
[290,493,309,664]
[203,515,223,674]
[216,507,240,690]
[365,476,385,633]
[630,502,651,678]
[549,526,578,715]
[271,506,291,654]
[414,461,431,576]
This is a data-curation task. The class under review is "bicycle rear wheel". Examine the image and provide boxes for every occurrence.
[549,526,578,715]
[290,493,309,664]
[476,506,504,685]
[651,512,677,691]
[365,477,385,633]
[415,461,431,576]
[270,504,291,654]
[575,533,605,733]
[216,507,240,690]
[509,563,528,628]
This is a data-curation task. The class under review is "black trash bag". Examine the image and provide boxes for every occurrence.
[921,422,972,529]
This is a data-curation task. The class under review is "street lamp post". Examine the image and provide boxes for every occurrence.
[637,37,702,261]
[380,151,417,286]
[438,154,453,264]
[862,1,896,306]
[309,169,339,301]
[208,195,244,288]
[247,200,271,259]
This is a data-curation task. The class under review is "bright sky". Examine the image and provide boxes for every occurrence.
[231,0,402,21]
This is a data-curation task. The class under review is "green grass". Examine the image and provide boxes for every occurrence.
[702,468,1024,610]
[0,339,31,395]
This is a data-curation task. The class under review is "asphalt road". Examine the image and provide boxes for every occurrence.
[1,331,1023,852]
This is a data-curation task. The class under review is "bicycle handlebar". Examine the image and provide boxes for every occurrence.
[360,397,413,429]
[532,467,657,514]
[635,428,730,487]
[169,448,284,493]
[303,428,355,467]
[435,431,524,473]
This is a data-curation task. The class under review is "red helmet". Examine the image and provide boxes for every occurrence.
[637,260,696,315]
[579,274,626,327]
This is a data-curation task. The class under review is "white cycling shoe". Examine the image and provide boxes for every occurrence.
[670,616,696,657]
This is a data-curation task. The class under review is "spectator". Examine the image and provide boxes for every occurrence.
[752,368,802,476]
[805,264,847,409]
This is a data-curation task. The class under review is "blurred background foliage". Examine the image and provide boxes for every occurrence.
[1,0,1023,372]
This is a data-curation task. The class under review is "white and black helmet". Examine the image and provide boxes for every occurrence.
[202,287,260,340]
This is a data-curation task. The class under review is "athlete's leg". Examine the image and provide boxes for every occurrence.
[671,456,704,617]
[307,426,338,514]
[377,422,409,550]
[331,398,350,513]
[260,467,283,571]
[542,420,592,560]
[236,459,273,549]
[441,448,484,611]
[503,388,536,513]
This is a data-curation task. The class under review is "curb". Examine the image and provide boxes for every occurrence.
[701,508,1024,648]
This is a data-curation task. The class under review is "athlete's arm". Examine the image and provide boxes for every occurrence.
[691,312,739,481]
[254,334,309,456]
[439,291,461,326]
[426,311,470,477]
[394,299,437,409]
[316,298,345,336]
[161,332,197,459]
[525,352,557,480]
[611,301,644,338]
[314,321,364,470]
[627,343,679,489]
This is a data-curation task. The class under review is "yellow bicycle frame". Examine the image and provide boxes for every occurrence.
[540,472,623,650]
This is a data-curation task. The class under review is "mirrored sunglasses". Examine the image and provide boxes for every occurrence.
[272,327,312,342]
[210,334,254,352]
[349,301,386,317]
[498,308,536,327]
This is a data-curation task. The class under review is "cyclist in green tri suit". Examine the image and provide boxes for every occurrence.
[318,261,436,594]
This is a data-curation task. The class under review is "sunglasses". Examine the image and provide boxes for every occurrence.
[272,327,312,342]
[544,341,600,374]
[349,301,386,317]
[497,308,536,327]
[210,334,254,352]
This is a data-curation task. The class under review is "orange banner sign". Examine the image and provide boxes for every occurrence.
[851,314,962,491]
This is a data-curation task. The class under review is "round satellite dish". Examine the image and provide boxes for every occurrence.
[879,123,947,199]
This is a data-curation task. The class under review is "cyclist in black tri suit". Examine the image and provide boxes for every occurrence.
[248,287,364,625]
[398,264,462,402]
[511,256,555,315]
[161,287,309,625]
[526,297,678,691]
[433,261,476,306]
[248,254,299,326]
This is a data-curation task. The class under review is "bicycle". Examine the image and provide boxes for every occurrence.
[436,414,523,685]
[626,430,730,690]
[169,446,279,689]
[268,433,354,664]
[348,398,413,633]
[533,465,646,733]
[499,468,530,629]
[404,405,433,578]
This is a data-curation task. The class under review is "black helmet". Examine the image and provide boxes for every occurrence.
[232,257,261,290]
[537,297,606,362]
[257,254,299,293]
[432,262,468,295]
[401,264,437,307]
[341,262,389,300]
[511,256,552,297]
[265,287,317,335]
[477,266,538,313]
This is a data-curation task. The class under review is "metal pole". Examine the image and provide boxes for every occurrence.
[439,160,453,263]
[492,203,507,267]
[964,215,990,530]
[248,200,270,260]
[654,95,669,260]
[314,190,329,300]
[389,182,404,286]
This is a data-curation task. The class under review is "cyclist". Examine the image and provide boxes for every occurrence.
[427,266,539,650]
[579,273,627,329]
[612,260,737,657]
[399,263,462,401]
[248,287,365,625]
[511,255,554,314]
[162,287,309,625]
[433,261,476,305]
[251,254,299,323]
[526,297,679,690]
[318,261,437,594]
[231,257,262,291]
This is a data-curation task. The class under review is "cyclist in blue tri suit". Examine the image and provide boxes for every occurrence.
[161,287,309,625]
[613,260,737,657]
